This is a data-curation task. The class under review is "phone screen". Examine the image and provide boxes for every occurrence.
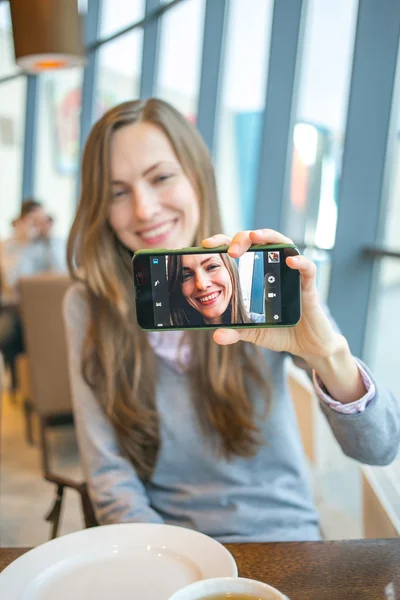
[133,246,301,330]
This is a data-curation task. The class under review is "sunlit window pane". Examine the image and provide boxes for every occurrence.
[156,0,206,117]
[0,2,20,77]
[34,69,83,238]
[96,30,143,113]
[287,0,358,249]
[0,77,26,239]
[215,0,273,235]
[100,0,145,38]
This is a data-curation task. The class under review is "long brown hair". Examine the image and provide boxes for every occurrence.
[167,253,251,326]
[67,98,270,481]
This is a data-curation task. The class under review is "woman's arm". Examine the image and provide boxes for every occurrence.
[292,302,367,402]
[292,307,400,466]
[63,284,164,525]
[204,228,400,467]
[306,340,366,403]
[317,357,400,466]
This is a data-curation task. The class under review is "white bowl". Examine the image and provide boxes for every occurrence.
[168,576,288,600]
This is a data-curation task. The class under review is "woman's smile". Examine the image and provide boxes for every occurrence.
[195,290,222,305]
[136,218,178,246]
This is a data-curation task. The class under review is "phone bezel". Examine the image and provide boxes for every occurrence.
[132,244,301,331]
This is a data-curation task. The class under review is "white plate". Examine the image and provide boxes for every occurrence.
[0,523,237,600]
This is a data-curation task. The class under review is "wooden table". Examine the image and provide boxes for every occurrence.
[1,540,399,599]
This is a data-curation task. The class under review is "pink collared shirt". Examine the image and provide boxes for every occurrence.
[312,358,375,413]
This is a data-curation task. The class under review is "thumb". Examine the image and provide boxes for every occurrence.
[213,328,256,345]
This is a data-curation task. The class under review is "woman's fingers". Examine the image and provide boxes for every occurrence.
[249,229,294,246]
[213,327,265,346]
[213,328,242,345]
[202,234,232,248]
[204,228,295,259]
[286,254,317,294]
[227,229,294,258]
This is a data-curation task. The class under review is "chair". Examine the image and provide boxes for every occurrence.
[19,274,74,473]
[44,475,98,538]
[18,274,98,537]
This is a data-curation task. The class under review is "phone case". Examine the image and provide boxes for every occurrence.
[133,244,301,331]
[133,243,297,257]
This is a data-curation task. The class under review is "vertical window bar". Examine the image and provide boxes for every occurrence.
[78,0,101,165]
[328,0,400,357]
[253,0,307,232]
[21,75,38,200]
[140,0,161,99]
[196,0,229,156]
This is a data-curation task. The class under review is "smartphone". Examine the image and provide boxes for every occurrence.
[132,244,301,331]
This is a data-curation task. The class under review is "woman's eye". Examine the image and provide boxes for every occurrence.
[154,173,173,184]
[207,264,219,272]
[112,190,127,199]
[182,272,193,281]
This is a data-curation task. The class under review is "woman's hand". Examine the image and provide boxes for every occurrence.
[203,228,368,404]
[203,228,347,364]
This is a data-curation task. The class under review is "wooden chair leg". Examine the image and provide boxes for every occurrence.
[39,417,50,473]
[23,400,35,445]
[43,474,99,538]
[80,483,98,529]
[9,359,18,404]
[45,483,65,539]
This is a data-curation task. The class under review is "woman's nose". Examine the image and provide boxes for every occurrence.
[133,188,161,222]
[195,272,211,290]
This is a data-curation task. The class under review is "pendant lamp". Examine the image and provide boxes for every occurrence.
[9,0,86,73]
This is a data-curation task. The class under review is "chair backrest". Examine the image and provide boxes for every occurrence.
[19,274,72,417]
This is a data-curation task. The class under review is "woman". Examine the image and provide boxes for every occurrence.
[64,98,400,542]
[167,252,259,326]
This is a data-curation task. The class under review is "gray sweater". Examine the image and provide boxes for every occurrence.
[64,284,400,542]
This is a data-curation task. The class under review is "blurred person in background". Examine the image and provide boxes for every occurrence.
[0,198,67,394]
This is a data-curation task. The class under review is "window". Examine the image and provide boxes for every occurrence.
[96,30,143,113]
[284,0,358,304]
[0,1,20,78]
[286,0,358,250]
[366,136,400,400]
[0,2,26,239]
[99,0,145,38]
[214,0,274,235]
[156,0,206,116]
[34,69,83,239]
[0,77,26,239]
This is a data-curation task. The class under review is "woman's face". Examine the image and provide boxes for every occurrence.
[181,254,232,324]
[108,122,200,251]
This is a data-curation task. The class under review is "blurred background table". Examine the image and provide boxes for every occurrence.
[1,539,399,599]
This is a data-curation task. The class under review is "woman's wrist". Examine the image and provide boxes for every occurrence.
[300,336,367,404]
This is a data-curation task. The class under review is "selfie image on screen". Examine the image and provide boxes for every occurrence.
[148,251,283,328]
